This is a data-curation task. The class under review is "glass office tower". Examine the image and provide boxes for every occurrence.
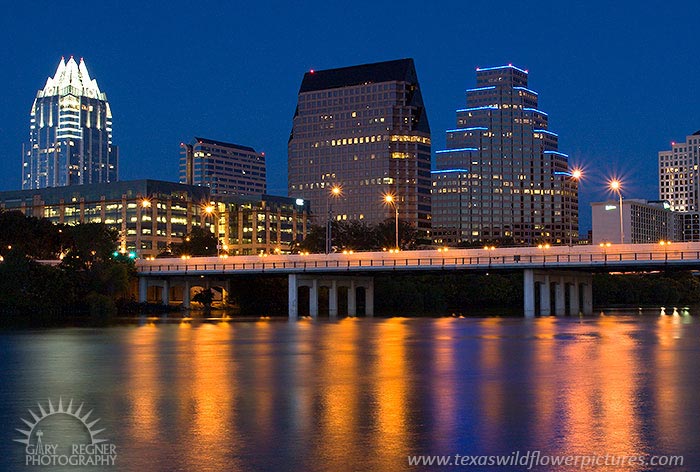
[179,137,266,196]
[432,65,578,245]
[288,59,431,231]
[22,57,118,190]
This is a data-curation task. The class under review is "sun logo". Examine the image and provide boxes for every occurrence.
[14,397,107,447]
[13,398,117,467]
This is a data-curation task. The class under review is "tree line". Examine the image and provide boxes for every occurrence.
[0,210,134,326]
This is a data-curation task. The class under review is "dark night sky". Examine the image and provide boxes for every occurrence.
[1,1,698,232]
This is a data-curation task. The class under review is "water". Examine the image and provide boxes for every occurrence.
[0,315,698,471]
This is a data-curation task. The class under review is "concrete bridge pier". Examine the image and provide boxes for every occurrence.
[139,277,148,303]
[524,269,593,317]
[288,275,374,319]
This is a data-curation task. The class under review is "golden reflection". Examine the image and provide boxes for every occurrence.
[289,320,315,436]
[556,318,644,469]
[478,318,506,446]
[431,318,458,450]
[373,319,409,456]
[530,317,558,442]
[316,318,361,467]
[125,325,159,444]
[251,321,274,438]
[184,323,239,471]
[654,316,689,448]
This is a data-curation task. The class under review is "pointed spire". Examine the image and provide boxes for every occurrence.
[78,58,91,83]
[40,56,104,99]
[55,57,66,77]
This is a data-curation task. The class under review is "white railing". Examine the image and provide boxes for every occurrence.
[136,243,700,275]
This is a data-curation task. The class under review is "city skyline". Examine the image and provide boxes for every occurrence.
[1,1,699,232]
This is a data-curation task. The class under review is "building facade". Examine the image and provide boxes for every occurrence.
[591,199,682,244]
[658,130,700,212]
[0,180,309,258]
[432,65,578,246]
[22,57,118,190]
[288,58,431,231]
[179,137,266,196]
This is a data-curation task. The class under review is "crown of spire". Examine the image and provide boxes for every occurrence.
[40,57,104,99]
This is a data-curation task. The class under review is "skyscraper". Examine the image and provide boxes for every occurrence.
[658,131,700,212]
[22,57,118,190]
[432,65,578,245]
[288,59,431,230]
[179,137,266,196]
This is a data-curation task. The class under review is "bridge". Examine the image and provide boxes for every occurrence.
[136,242,700,318]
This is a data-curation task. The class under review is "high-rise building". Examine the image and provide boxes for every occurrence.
[179,137,266,196]
[288,58,431,231]
[22,57,118,190]
[658,131,700,212]
[432,65,578,245]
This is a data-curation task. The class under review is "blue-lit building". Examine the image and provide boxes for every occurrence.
[432,65,578,245]
[22,57,118,190]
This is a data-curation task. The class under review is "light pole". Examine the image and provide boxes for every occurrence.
[569,169,582,246]
[203,202,221,254]
[326,185,342,254]
[137,198,151,257]
[609,179,624,244]
[384,194,399,250]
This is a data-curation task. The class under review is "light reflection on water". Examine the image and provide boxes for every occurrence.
[0,315,698,471]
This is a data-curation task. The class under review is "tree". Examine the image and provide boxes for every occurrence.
[294,225,325,253]
[192,288,214,310]
[168,227,219,256]
[0,210,65,259]
[375,218,420,250]
[0,212,137,326]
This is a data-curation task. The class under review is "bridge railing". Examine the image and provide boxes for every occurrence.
[136,248,700,274]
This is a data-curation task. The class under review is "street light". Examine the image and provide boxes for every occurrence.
[609,179,624,244]
[326,185,342,254]
[383,193,399,250]
[569,168,582,246]
[135,198,152,257]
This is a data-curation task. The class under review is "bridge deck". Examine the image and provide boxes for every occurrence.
[136,243,700,276]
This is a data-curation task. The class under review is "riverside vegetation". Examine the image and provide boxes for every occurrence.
[2,211,700,324]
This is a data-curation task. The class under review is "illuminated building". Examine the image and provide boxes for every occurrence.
[658,131,700,241]
[180,137,266,196]
[288,58,431,230]
[22,57,118,189]
[591,199,682,244]
[0,180,309,257]
[432,65,578,245]
[658,131,700,212]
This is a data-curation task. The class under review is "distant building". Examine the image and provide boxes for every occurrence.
[288,58,431,230]
[432,65,578,246]
[591,199,681,244]
[180,137,266,196]
[23,57,118,190]
[658,130,700,212]
[681,212,700,241]
[0,180,308,257]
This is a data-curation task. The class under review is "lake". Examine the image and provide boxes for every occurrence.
[0,314,698,471]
